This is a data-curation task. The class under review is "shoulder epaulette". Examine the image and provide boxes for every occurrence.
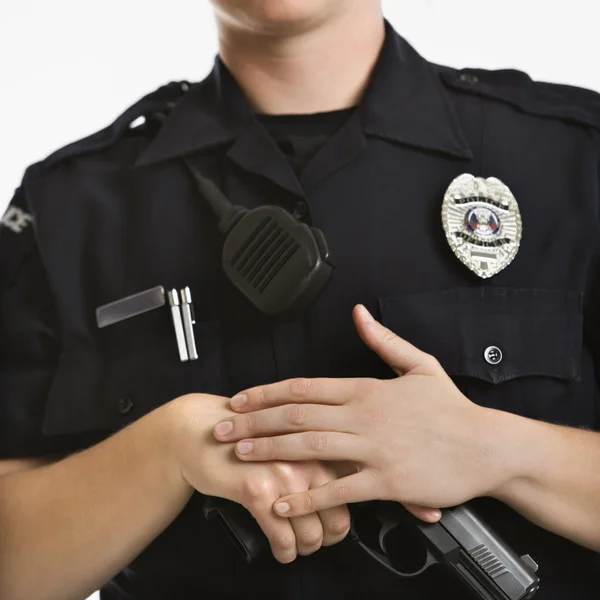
[1,81,190,296]
[435,64,600,133]
[39,80,191,172]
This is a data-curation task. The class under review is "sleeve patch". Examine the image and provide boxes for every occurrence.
[1,205,34,234]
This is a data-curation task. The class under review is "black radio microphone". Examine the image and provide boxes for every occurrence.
[183,156,335,318]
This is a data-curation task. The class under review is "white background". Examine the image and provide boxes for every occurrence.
[0,2,597,599]
[2,1,600,213]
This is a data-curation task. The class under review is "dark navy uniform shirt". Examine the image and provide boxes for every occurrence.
[1,21,600,600]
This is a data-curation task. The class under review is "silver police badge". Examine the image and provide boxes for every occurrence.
[442,174,522,278]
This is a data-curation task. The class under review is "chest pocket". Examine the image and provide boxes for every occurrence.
[42,308,223,436]
[379,287,589,426]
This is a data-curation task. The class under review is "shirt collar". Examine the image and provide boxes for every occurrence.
[135,21,472,168]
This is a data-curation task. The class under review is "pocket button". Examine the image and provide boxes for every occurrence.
[118,395,135,416]
[484,346,503,365]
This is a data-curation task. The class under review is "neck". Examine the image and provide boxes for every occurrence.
[216,8,385,115]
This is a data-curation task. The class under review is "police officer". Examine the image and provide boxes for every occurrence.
[1,0,599,599]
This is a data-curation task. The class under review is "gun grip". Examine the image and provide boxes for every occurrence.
[203,497,269,564]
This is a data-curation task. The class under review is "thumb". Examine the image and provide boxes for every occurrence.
[403,503,442,523]
[353,305,435,376]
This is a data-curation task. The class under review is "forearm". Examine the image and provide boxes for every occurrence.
[0,402,193,600]
[486,408,600,552]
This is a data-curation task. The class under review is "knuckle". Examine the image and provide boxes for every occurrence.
[300,493,316,513]
[286,403,310,426]
[254,387,270,409]
[272,462,295,482]
[241,476,272,505]
[243,411,258,434]
[255,436,276,458]
[299,529,323,549]
[265,436,278,454]
[330,480,350,502]
[306,432,328,452]
[325,513,352,536]
[289,378,311,398]
[381,329,398,346]
[273,534,296,551]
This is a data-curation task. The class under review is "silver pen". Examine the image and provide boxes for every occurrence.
[180,287,198,361]
[167,289,189,362]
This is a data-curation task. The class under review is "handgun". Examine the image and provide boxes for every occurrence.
[203,497,540,600]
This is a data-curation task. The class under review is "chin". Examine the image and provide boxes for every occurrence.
[251,0,327,21]
[214,0,342,33]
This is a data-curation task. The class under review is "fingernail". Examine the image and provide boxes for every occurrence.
[237,441,254,455]
[231,394,248,410]
[275,502,290,514]
[359,305,374,324]
[214,420,233,437]
[430,509,442,520]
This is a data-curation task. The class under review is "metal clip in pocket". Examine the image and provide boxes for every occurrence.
[96,285,198,363]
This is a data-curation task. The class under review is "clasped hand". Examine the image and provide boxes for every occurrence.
[178,305,506,565]
[213,305,507,527]
[171,392,352,564]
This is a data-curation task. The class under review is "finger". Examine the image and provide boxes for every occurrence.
[214,404,353,442]
[250,507,298,564]
[229,377,363,413]
[234,432,370,463]
[289,513,324,556]
[403,503,442,523]
[277,463,324,556]
[317,504,352,546]
[273,473,375,517]
[353,305,437,376]
[311,469,351,546]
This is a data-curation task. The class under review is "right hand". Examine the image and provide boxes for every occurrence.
[164,393,353,563]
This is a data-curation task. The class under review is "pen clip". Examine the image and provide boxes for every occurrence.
[167,289,189,362]
[96,286,166,328]
[180,287,198,361]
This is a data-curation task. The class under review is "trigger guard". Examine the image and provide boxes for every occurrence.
[404,548,437,578]
[354,540,436,580]
[350,503,435,580]
[378,520,398,550]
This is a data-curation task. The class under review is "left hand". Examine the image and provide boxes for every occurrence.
[213,305,510,518]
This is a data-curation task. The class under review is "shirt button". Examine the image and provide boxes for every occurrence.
[292,201,308,220]
[460,73,479,85]
[484,346,503,365]
[118,395,135,416]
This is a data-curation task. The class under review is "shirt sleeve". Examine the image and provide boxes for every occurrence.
[0,185,65,458]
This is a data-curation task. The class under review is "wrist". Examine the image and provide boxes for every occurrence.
[153,397,199,496]
[160,393,234,497]
[475,406,536,500]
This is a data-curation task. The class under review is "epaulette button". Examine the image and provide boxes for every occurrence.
[460,73,479,85]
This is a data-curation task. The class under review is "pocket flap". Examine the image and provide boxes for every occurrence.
[379,288,582,384]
